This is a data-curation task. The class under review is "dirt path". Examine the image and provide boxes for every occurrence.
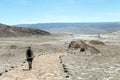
[0,53,67,80]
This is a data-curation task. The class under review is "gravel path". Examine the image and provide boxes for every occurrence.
[0,53,67,80]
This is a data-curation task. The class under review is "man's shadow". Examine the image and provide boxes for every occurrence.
[22,69,29,71]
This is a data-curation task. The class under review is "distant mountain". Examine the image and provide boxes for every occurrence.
[0,23,50,37]
[17,22,120,34]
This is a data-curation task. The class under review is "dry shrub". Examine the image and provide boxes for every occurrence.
[10,45,17,49]
[1,53,15,57]
[89,40,105,45]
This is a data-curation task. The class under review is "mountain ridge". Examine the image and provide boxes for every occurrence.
[17,22,120,34]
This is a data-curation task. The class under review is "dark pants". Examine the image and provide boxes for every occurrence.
[27,58,33,62]
[27,58,33,70]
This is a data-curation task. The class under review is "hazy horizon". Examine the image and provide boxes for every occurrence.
[16,21,120,25]
[17,22,120,34]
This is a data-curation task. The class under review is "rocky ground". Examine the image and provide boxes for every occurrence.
[0,33,120,80]
[62,45,120,80]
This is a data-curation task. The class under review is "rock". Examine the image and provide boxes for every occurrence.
[68,40,100,54]
[68,40,89,50]
[11,66,14,69]
[0,73,3,76]
[66,75,70,78]
[5,70,8,73]
[64,69,68,73]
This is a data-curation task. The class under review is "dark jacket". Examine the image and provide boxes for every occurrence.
[26,49,33,58]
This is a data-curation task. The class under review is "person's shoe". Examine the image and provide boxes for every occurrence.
[29,66,32,70]
[29,67,31,70]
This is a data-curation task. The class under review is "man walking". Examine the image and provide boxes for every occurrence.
[26,47,34,70]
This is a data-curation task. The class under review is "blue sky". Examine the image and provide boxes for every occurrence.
[0,0,120,25]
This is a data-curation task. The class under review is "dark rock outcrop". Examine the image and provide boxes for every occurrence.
[0,23,51,37]
[68,40,100,54]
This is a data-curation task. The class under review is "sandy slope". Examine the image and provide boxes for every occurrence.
[0,53,67,80]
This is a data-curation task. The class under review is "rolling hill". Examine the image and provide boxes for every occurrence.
[0,23,51,37]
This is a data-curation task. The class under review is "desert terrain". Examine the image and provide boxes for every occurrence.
[0,32,120,80]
